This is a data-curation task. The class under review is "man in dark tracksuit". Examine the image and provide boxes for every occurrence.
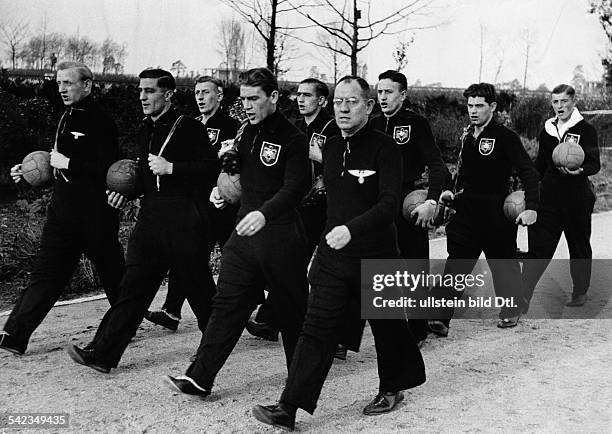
[1,61,124,356]
[146,76,239,331]
[247,78,340,343]
[371,70,447,344]
[522,84,600,310]
[66,69,219,372]
[167,68,309,396]
[429,83,539,335]
[253,76,426,431]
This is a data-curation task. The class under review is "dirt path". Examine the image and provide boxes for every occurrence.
[1,296,610,433]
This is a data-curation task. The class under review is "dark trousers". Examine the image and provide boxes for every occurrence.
[396,210,430,341]
[431,193,523,326]
[254,202,326,327]
[185,221,309,390]
[161,203,237,318]
[3,204,124,349]
[522,182,596,305]
[279,246,426,414]
[89,198,215,367]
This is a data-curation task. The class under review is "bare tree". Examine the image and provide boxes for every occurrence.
[316,29,348,83]
[0,19,30,69]
[267,30,298,76]
[519,26,537,94]
[392,36,414,73]
[492,49,504,84]
[217,17,247,80]
[47,32,66,66]
[219,0,297,75]
[589,1,612,91]
[99,38,127,74]
[478,22,486,82]
[287,0,442,75]
[65,35,98,66]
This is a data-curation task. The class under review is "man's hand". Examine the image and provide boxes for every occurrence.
[218,139,235,157]
[309,142,323,163]
[106,190,128,210]
[209,186,227,209]
[148,153,173,175]
[325,225,351,250]
[438,190,455,205]
[50,149,70,170]
[236,210,266,237]
[10,164,23,183]
[557,166,583,176]
[516,209,537,226]
[411,201,436,228]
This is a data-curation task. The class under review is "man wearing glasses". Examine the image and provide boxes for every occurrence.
[252,76,426,431]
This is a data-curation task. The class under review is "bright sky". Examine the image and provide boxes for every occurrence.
[0,0,607,89]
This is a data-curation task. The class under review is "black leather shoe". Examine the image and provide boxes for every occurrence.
[334,344,347,360]
[0,332,25,355]
[246,319,279,342]
[497,315,520,329]
[144,310,179,331]
[252,404,295,431]
[566,294,587,307]
[427,320,449,337]
[66,345,111,373]
[166,375,210,396]
[363,391,404,416]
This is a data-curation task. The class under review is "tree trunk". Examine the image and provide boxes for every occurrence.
[523,46,529,94]
[351,0,358,75]
[267,0,278,74]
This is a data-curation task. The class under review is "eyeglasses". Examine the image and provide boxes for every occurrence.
[332,97,366,107]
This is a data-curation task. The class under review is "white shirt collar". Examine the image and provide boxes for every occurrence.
[544,107,583,140]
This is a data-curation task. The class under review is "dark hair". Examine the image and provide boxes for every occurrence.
[463,82,497,104]
[239,67,278,95]
[551,84,575,97]
[378,69,407,91]
[336,75,371,99]
[299,78,330,98]
[195,76,224,90]
[138,68,176,91]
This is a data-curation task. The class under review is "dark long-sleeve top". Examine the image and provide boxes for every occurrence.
[237,109,309,224]
[457,120,539,211]
[536,109,600,188]
[196,109,239,155]
[322,122,403,257]
[137,107,219,199]
[52,95,119,213]
[294,109,341,182]
[370,108,446,201]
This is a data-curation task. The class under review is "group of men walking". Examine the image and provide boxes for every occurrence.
[0,60,600,431]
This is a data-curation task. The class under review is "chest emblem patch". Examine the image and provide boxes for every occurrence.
[310,133,326,150]
[564,133,581,144]
[347,169,376,184]
[70,131,85,140]
[478,138,495,156]
[207,128,220,146]
[260,141,281,166]
[393,125,411,145]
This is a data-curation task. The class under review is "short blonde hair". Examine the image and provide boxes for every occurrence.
[57,61,93,81]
